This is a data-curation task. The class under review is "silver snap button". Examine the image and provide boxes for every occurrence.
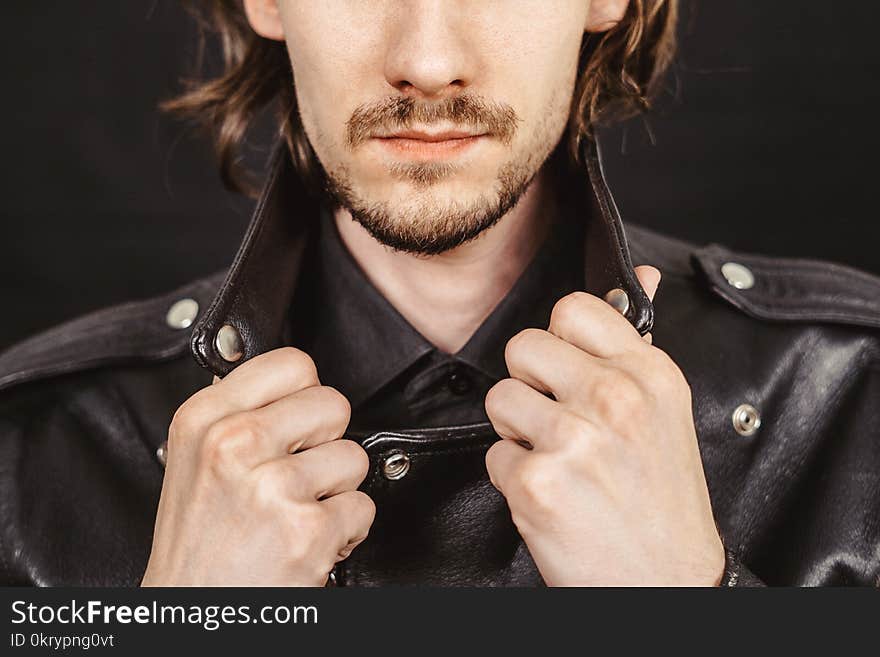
[165,298,199,330]
[156,440,168,468]
[382,451,411,480]
[215,324,244,362]
[721,262,755,290]
[731,404,761,436]
[604,288,630,316]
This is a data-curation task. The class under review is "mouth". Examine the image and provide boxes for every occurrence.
[371,129,489,160]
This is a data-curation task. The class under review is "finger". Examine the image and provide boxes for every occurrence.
[485,378,569,451]
[634,266,661,344]
[321,490,376,555]
[504,328,606,402]
[485,438,528,495]
[284,438,370,499]
[250,385,351,455]
[634,265,661,302]
[548,291,645,358]
[178,347,321,433]
[214,347,320,407]
[196,385,350,469]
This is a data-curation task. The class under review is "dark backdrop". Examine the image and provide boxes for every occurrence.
[2,1,878,349]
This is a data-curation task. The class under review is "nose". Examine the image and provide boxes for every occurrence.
[383,1,478,99]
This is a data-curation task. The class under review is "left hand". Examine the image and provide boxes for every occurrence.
[484,266,725,586]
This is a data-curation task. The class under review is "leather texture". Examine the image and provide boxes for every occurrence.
[190,142,316,378]
[344,424,542,586]
[0,140,878,587]
[692,244,880,329]
[582,139,654,335]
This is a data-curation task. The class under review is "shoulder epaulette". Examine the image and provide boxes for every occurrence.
[692,244,880,330]
[0,272,224,394]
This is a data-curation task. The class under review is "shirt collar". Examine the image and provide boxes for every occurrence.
[301,210,435,409]
[296,206,585,409]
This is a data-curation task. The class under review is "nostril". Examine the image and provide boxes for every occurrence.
[393,80,418,94]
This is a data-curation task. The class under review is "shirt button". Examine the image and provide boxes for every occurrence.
[447,369,472,395]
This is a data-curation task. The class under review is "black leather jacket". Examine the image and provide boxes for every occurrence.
[2,141,878,587]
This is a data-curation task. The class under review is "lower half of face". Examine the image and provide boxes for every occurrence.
[282,1,587,256]
[301,83,574,255]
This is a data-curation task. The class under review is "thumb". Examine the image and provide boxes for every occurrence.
[634,265,661,302]
[634,265,661,345]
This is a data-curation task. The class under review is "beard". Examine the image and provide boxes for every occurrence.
[323,157,536,256]
[315,92,564,255]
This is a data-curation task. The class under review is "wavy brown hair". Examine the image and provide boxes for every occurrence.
[164,0,678,195]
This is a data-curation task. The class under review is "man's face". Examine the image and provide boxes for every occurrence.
[256,2,596,254]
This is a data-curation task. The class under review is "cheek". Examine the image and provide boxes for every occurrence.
[278,11,382,159]
[506,54,582,161]
[284,50,360,169]
[485,16,586,146]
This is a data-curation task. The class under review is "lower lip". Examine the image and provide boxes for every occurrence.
[373,135,485,160]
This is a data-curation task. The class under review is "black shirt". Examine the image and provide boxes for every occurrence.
[289,207,585,433]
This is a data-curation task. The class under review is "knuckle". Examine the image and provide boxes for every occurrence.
[276,347,320,386]
[594,372,644,424]
[512,456,558,512]
[350,444,371,484]
[485,450,516,494]
[654,349,689,387]
[350,491,377,528]
[549,292,588,334]
[641,348,692,403]
[504,328,543,363]
[332,439,370,484]
[484,441,504,483]
[318,386,352,426]
[201,415,257,468]
[556,412,607,465]
[228,414,263,444]
[286,539,311,565]
[169,395,210,442]
[335,541,358,565]
[252,467,286,509]
[484,378,516,419]
[286,504,327,553]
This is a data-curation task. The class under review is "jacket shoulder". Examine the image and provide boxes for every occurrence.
[626,223,880,330]
[0,271,225,394]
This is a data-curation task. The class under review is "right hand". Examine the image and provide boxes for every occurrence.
[141,347,375,586]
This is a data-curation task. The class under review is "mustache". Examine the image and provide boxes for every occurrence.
[346,95,520,149]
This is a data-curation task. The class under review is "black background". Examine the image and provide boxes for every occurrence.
[1,1,878,349]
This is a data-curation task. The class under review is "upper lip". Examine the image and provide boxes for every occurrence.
[375,129,486,142]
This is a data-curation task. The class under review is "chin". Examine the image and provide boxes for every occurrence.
[382,167,506,203]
